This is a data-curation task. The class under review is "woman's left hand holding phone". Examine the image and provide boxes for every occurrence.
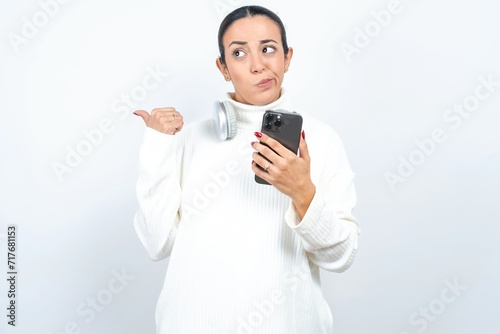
[252,131,316,219]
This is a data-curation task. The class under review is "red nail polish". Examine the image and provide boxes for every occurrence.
[301,130,305,140]
[254,132,262,138]
[251,141,255,147]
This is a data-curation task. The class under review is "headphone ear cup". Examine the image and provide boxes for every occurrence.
[213,101,237,140]
[223,101,237,140]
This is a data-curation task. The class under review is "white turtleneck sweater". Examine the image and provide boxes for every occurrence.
[134,92,360,334]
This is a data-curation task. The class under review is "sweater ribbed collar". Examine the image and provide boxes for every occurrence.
[225,89,292,130]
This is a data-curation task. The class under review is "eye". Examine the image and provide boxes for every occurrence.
[233,49,246,58]
[263,46,276,54]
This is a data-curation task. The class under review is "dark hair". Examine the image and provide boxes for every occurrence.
[217,5,289,64]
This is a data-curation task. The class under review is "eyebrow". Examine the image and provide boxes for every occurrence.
[228,39,278,47]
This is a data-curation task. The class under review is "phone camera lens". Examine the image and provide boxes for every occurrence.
[274,115,282,127]
[265,114,274,122]
[265,122,272,130]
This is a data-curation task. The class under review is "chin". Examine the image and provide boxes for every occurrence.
[250,89,281,106]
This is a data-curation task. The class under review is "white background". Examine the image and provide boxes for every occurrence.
[1,0,499,333]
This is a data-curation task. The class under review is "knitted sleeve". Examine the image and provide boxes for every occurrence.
[133,127,182,261]
[285,128,360,272]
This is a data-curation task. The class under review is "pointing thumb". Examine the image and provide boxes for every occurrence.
[133,110,151,126]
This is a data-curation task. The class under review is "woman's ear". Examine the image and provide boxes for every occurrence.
[284,47,293,72]
[216,58,231,81]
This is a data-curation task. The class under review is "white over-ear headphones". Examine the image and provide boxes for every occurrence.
[213,101,237,140]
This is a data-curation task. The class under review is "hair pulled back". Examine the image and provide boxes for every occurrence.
[217,5,289,64]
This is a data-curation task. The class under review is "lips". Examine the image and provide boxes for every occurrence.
[257,78,273,88]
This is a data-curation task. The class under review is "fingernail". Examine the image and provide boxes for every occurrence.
[302,130,305,140]
[254,132,262,138]
[251,160,254,165]
[133,111,139,116]
[251,141,255,147]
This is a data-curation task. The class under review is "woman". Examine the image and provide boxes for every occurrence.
[133,5,359,334]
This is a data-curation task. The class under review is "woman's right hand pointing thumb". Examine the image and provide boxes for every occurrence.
[133,108,184,135]
[133,110,151,125]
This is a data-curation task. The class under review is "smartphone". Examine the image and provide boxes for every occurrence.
[255,109,303,185]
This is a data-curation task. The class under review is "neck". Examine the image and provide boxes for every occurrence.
[226,90,292,129]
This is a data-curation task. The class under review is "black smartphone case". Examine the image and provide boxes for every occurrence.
[255,109,303,185]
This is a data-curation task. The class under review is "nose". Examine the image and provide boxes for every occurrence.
[249,53,264,73]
